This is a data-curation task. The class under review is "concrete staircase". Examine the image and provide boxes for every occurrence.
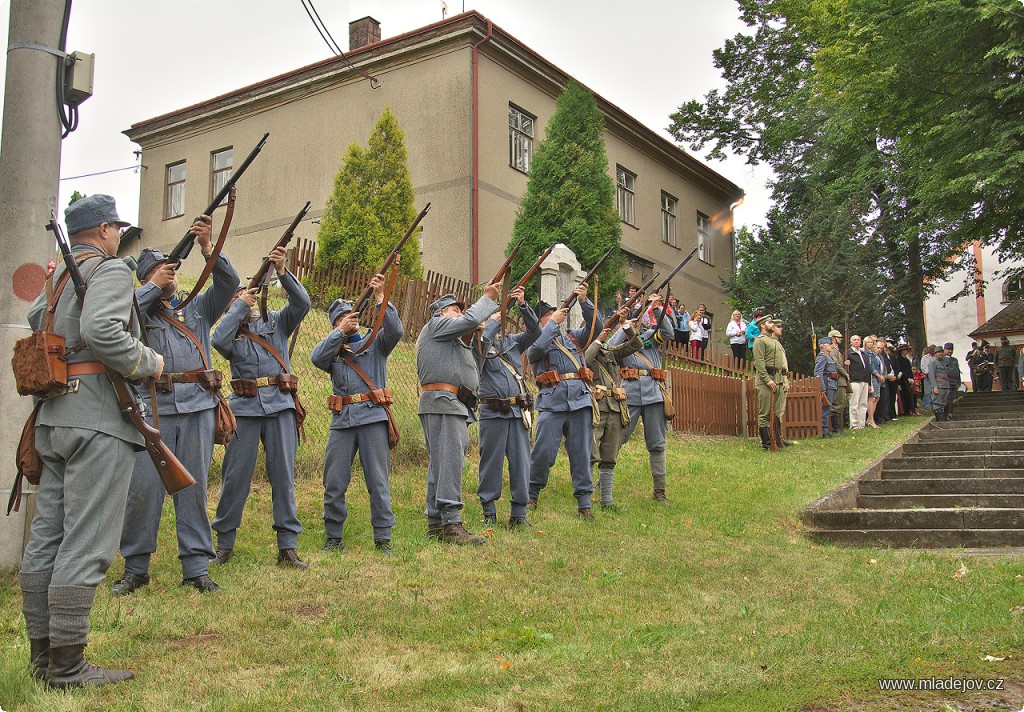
[803,392,1024,548]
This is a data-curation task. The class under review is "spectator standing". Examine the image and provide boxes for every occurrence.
[726,310,748,364]
[689,305,709,360]
[919,345,936,410]
[674,300,691,352]
[746,309,764,362]
[866,336,883,429]
[995,336,1018,392]
[847,334,871,429]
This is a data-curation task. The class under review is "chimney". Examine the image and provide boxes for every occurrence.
[349,16,381,51]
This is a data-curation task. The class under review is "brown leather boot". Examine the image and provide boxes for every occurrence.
[46,644,133,689]
[277,549,309,570]
[210,547,233,565]
[577,507,596,521]
[439,522,486,545]
[528,497,538,510]
[652,489,669,504]
[29,638,49,681]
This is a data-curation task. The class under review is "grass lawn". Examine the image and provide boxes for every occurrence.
[2,413,1022,711]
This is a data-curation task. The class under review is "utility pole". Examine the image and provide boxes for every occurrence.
[0,0,66,567]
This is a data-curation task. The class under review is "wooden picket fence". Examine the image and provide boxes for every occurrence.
[288,239,822,440]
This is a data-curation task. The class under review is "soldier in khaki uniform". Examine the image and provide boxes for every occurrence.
[827,329,850,435]
[752,315,790,450]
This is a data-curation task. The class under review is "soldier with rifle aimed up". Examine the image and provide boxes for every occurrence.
[209,205,312,570]
[19,195,165,688]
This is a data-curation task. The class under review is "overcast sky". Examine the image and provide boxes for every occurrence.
[0,0,773,232]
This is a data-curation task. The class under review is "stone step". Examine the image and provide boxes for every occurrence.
[883,454,1024,470]
[860,478,1024,495]
[882,468,1024,480]
[808,508,1024,530]
[856,493,1024,508]
[805,528,1024,548]
[918,428,1024,441]
[929,417,1024,429]
[902,440,1024,454]
[955,412,1024,422]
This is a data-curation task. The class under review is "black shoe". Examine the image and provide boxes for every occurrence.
[181,574,222,593]
[210,547,233,565]
[483,513,497,526]
[323,538,344,552]
[374,540,393,556]
[46,644,133,689]
[508,516,532,529]
[277,549,309,570]
[759,427,771,451]
[111,571,149,597]
[29,637,49,681]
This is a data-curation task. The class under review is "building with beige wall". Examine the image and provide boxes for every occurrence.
[123,12,742,333]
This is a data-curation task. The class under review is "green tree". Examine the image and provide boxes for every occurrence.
[508,80,623,304]
[68,190,87,206]
[315,106,422,287]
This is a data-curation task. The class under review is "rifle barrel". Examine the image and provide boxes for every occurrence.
[559,246,617,312]
[353,203,431,314]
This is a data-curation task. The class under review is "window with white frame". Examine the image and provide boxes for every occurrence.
[210,147,233,205]
[661,192,677,247]
[616,166,636,226]
[697,212,712,263]
[165,161,186,219]
[1003,274,1024,303]
[508,104,534,173]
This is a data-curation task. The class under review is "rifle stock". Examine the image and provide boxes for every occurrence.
[106,369,196,494]
[352,203,431,315]
[502,243,556,312]
[166,132,270,264]
[652,246,699,296]
[490,237,525,285]
[248,201,310,291]
[602,271,660,331]
[559,246,616,312]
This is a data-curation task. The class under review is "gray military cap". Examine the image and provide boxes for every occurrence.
[429,294,465,316]
[329,298,355,325]
[136,248,169,282]
[65,194,131,235]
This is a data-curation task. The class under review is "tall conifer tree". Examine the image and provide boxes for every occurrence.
[508,80,623,303]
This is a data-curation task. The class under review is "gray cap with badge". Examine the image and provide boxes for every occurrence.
[65,194,131,235]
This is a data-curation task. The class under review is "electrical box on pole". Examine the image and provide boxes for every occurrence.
[63,51,94,105]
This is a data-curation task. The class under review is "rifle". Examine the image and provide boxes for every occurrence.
[48,216,196,495]
[601,271,660,332]
[651,246,699,296]
[503,243,556,312]
[352,203,430,316]
[247,201,311,321]
[165,132,270,265]
[558,246,617,312]
[491,237,525,286]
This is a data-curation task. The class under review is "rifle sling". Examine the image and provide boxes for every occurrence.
[340,350,400,449]
[351,260,400,356]
[173,185,236,312]
[236,324,306,441]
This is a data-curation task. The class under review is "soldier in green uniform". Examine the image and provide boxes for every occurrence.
[827,329,850,435]
[752,315,790,450]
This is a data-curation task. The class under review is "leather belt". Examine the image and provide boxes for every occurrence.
[327,389,394,412]
[592,385,609,400]
[238,375,287,388]
[166,370,208,384]
[422,382,460,395]
[67,361,106,376]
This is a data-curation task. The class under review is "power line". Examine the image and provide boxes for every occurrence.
[60,164,140,181]
[298,0,381,89]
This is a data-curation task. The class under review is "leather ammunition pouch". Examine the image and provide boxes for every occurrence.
[650,368,668,382]
[619,367,639,381]
[537,370,593,388]
[612,386,627,402]
[230,373,299,397]
[457,384,479,411]
[230,379,257,398]
[765,366,778,375]
[214,393,238,445]
[326,388,395,413]
[155,369,222,394]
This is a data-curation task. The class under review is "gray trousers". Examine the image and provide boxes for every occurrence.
[323,420,395,541]
[212,410,301,550]
[528,408,594,509]
[623,403,668,490]
[421,413,470,526]
[932,386,950,416]
[478,417,531,519]
[119,409,216,580]
[21,426,136,645]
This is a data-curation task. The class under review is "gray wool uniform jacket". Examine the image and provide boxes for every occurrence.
[617,322,675,407]
[135,253,239,415]
[211,270,310,417]
[416,295,499,422]
[28,244,162,447]
[477,304,541,421]
[527,299,599,413]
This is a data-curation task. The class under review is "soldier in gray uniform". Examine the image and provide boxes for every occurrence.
[417,285,500,544]
[20,195,163,687]
[814,337,839,437]
[112,226,239,595]
[618,297,676,502]
[310,273,401,554]
[527,284,600,518]
[209,246,311,569]
[585,310,642,510]
[925,345,952,420]
[476,286,540,527]
[942,342,961,420]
